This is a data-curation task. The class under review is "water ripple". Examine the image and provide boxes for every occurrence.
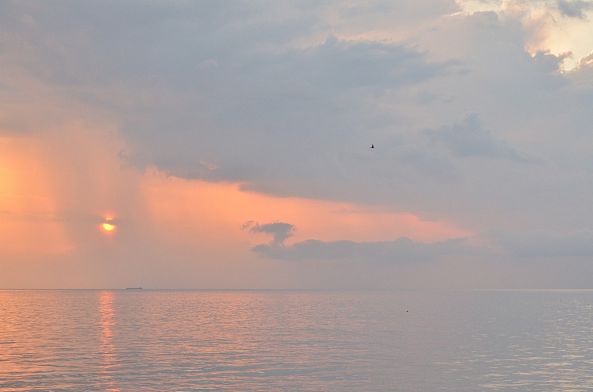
[3,290,593,390]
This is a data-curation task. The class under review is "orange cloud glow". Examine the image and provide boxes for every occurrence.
[141,171,470,249]
[0,136,72,256]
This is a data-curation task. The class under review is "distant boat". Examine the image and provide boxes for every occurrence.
[125,287,143,290]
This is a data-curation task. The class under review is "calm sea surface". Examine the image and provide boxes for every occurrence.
[2,290,593,391]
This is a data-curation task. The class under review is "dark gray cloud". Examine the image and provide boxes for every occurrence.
[243,221,295,246]
[253,237,469,263]
[498,230,593,258]
[117,36,451,186]
[557,0,593,18]
[0,0,452,181]
[247,221,471,263]
[425,114,527,161]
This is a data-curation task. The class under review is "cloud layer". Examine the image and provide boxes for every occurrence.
[254,236,468,263]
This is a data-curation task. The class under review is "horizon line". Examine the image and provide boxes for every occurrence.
[4,288,593,292]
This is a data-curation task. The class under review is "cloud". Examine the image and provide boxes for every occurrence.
[0,1,451,188]
[246,220,471,263]
[243,221,295,246]
[117,36,451,187]
[253,236,469,263]
[457,0,593,70]
[425,114,527,161]
[557,0,593,18]
[9,1,584,243]
[498,230,593,258]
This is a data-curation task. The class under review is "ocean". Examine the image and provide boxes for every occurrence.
[2,289,593,391]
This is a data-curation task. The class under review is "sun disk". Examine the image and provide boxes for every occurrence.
[101,220,117,233]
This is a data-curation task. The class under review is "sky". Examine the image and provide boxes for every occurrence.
[2,0,593,289]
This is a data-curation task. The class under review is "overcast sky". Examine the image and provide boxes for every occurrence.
[2,0,593,289]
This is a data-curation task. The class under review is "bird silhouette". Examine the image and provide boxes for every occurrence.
[370,144,375,149]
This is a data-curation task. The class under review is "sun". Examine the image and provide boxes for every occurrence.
[100,216,117,234]
[102,222,116,232]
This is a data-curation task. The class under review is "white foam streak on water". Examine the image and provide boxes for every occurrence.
[2,290,593,391]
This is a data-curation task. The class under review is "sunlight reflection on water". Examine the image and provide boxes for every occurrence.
[2,290,593,391]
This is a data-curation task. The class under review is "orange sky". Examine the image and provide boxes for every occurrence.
[0,124,470,272]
